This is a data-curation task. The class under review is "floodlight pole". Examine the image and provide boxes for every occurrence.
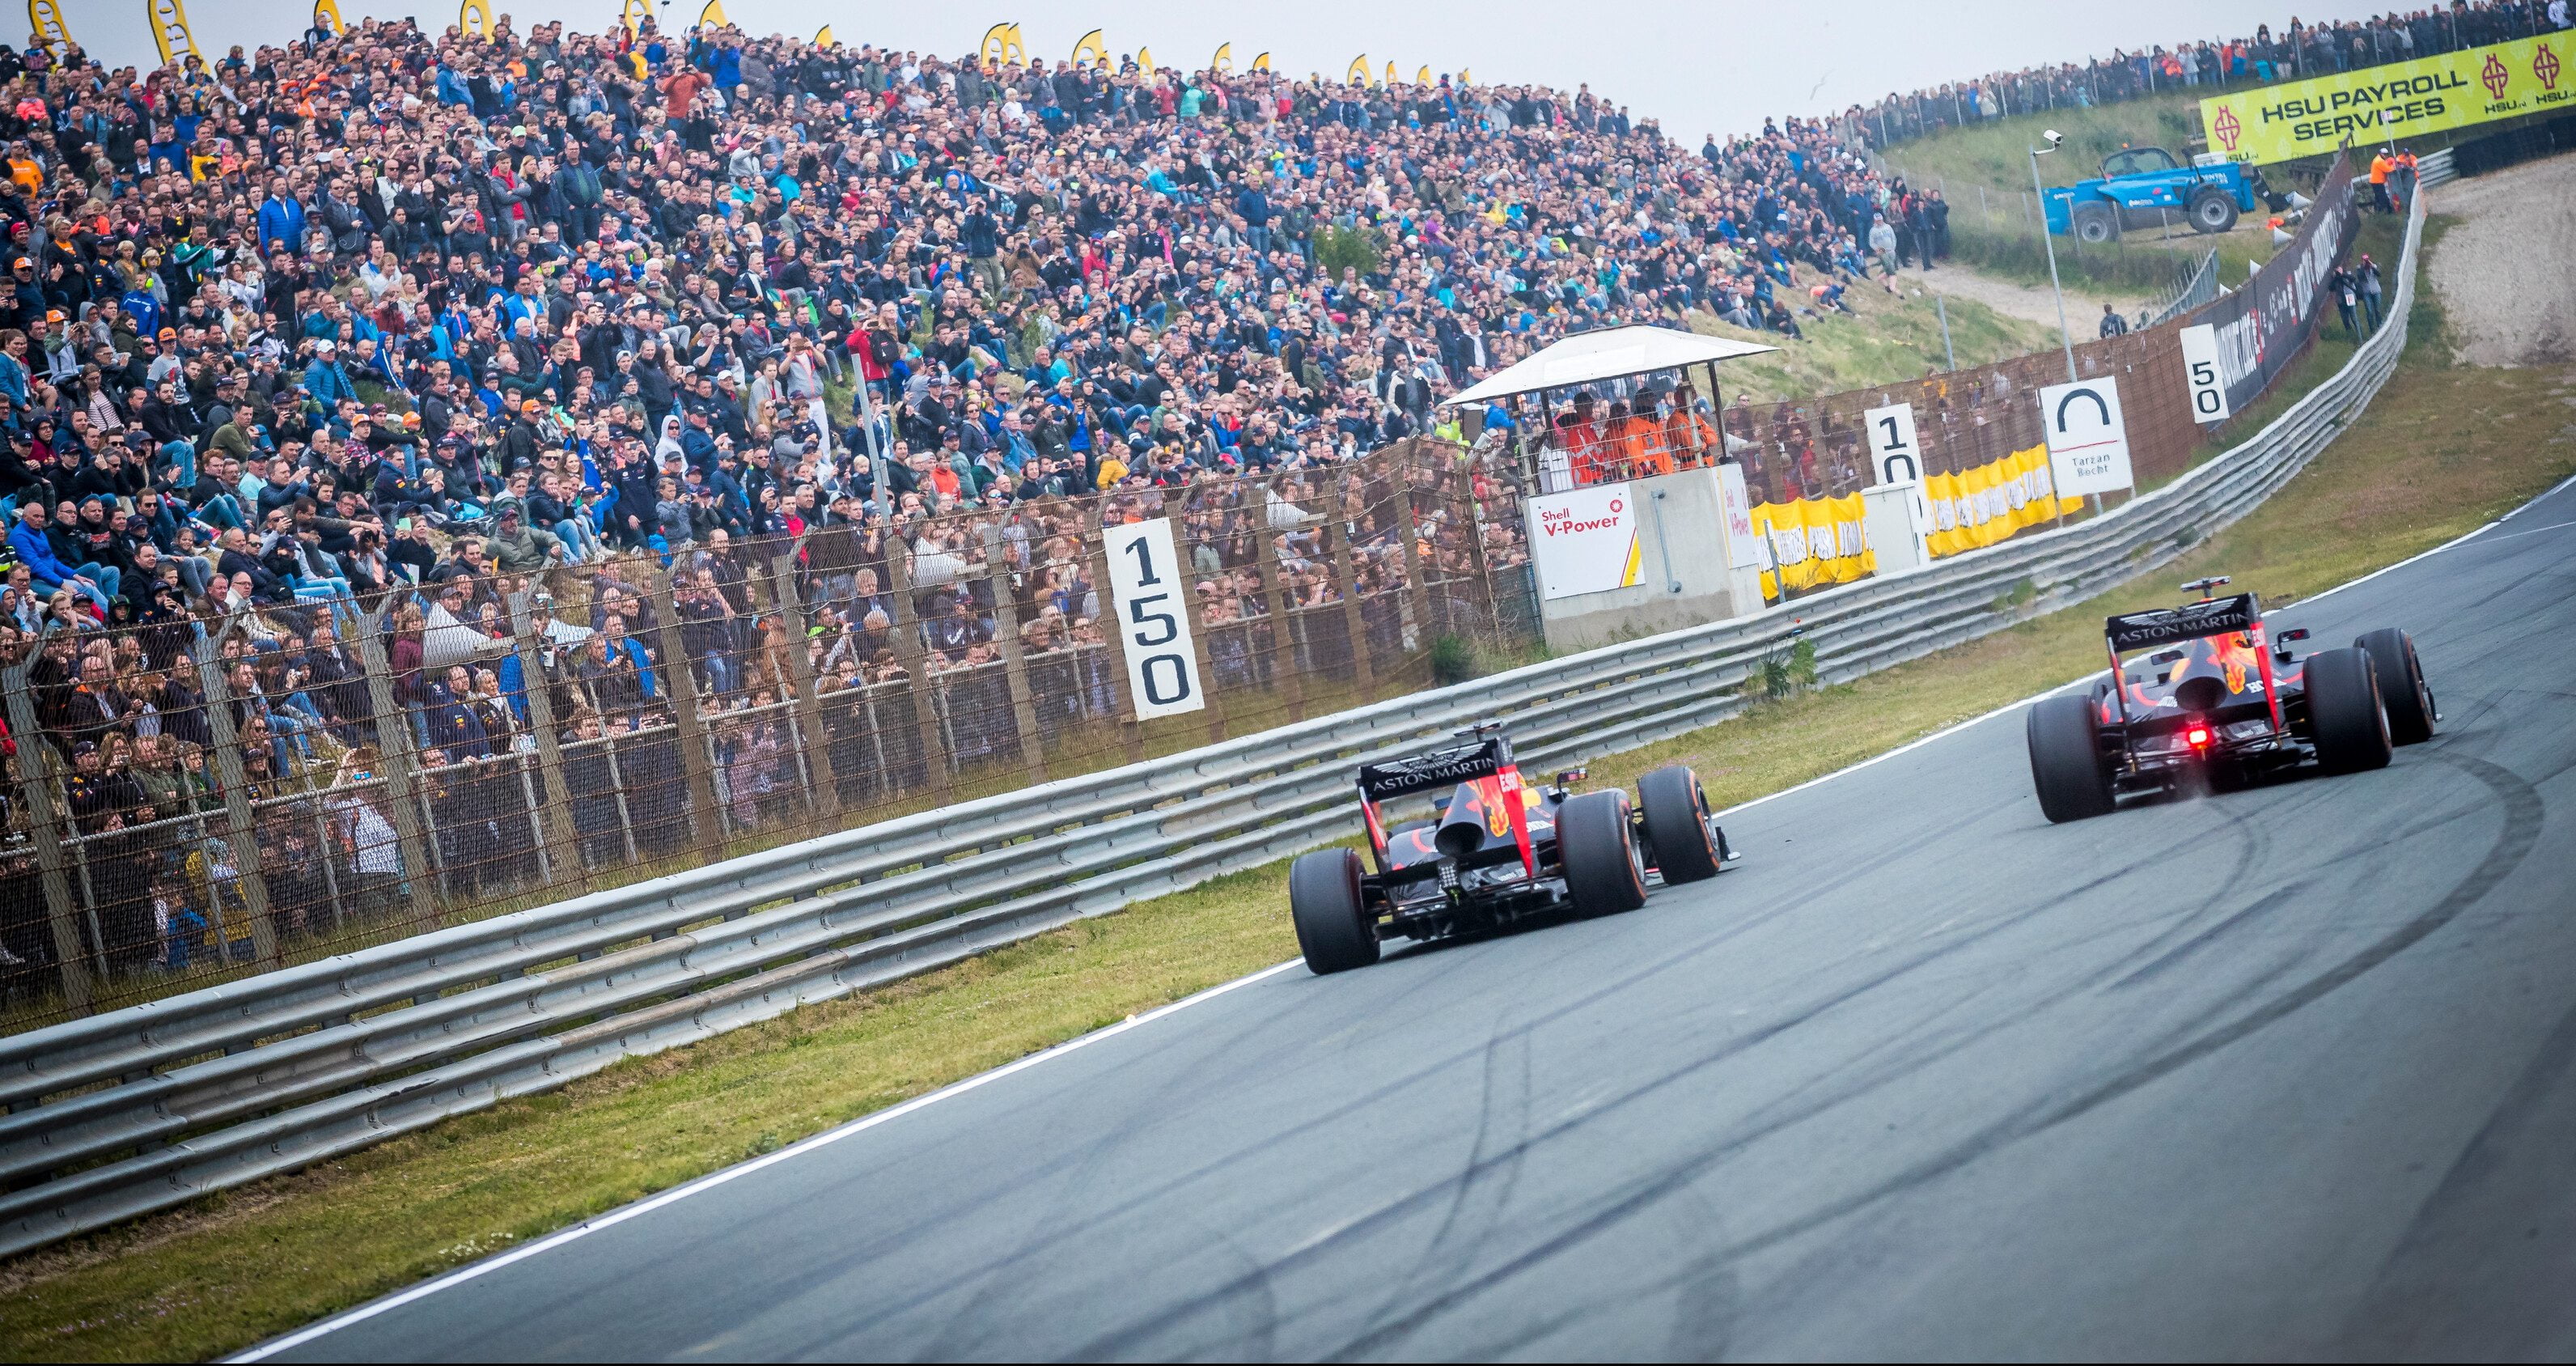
[2029,142,2078,384]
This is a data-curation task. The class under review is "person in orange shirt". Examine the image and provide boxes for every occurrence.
[1608,398,1668,477]
[662,63,710,120]
[926,455,963,503]
[1659,384,1721,469]
[1554,393,1606,485]
[2368,151,2393,213]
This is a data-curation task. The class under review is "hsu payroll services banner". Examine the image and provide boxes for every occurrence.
[2201,33,2574,164]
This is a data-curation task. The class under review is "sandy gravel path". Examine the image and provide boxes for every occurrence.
[2426,150,2576,367]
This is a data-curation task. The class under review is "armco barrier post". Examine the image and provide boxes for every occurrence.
[190,630,283,968]
[881,539,957,795]
[506,592,587,889]
[767,551,844,821]
[1329,518,1379,703]
[973,528,1048,785]
[2,663,94,1014]
[647,567,728,856]
[351,600,448,930]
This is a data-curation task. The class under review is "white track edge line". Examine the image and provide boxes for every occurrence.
[228,959,1303,1361]
[232,472,2555,1359]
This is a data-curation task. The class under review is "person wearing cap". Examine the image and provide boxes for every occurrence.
[304,340,358,409]
[5,255,40,332]
[488,503,565,573]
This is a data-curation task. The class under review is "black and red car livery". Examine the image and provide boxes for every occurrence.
[2025,576,2438,822]
[1288,726,1737,974]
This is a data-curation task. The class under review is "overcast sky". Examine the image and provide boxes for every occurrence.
[66,0,2398,139]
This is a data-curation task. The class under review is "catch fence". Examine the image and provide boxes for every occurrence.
[0,439,1536,1030]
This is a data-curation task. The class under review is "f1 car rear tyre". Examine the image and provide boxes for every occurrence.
[2188,188,2240,234]
[1558,790,1646,917]
[2072,203,2121,244]
[2027,694,2116,822]
[2354,627,2435,745]
[1637,766,1720,884]
[1289,848,1379,974]
[2304,646,2393,774]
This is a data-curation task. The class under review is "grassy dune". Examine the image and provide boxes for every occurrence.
[1691,279,2057,403]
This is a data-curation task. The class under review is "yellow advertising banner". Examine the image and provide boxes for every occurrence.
[2201,34,2574,164]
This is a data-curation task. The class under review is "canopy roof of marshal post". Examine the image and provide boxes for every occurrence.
[1441,325,1778,408]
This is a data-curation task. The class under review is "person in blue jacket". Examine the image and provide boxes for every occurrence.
[303,340,358,409]
[10,501,118,612]
[257,180,307,256]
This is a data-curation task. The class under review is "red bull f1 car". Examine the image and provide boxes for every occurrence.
[2026,576,2438,822]
[1287,726,1737,974]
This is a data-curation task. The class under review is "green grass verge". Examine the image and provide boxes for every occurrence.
[6,251,2574,1364]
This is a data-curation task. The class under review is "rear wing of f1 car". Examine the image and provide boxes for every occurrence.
[1354,732,1532,876]
[2099,591,2282,731]
[2104,592,2260,651]
[1356,734,1512,800]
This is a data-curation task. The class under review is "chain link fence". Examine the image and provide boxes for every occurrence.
[0,438,1537,1031]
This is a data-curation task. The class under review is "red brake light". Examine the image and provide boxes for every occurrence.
[2185,725,2212,748]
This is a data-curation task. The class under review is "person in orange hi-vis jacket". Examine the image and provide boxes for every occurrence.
[1660,384,1721,470]
[1554,393,1608,485]
[1607,397,1664,478]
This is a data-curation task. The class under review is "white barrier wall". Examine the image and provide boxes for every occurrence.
[1524,466,1769,650]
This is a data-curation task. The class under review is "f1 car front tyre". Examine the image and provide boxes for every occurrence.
[1290,848,1379,974]
[1558,790,1647,916]
[2027,694,2116,823]
[2354,627,2436,745]
[1637,766,1721,884]
[2305,646,2393,774]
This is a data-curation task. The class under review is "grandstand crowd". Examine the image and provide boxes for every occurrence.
[0,8,1968,979]
[1852,0,2573,146]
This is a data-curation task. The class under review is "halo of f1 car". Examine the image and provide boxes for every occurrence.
[2026,576,2438,821]
[1288,726,1738,974]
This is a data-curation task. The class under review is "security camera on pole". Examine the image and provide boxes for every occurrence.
[2027,129,2092,520]
[2027,129,2078,385]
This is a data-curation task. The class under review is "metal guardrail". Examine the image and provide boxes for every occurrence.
[2415,146,2457,190]
[0,196,2426,1260]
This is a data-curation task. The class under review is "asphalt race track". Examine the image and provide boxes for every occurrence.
[265,479,2576,1362]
